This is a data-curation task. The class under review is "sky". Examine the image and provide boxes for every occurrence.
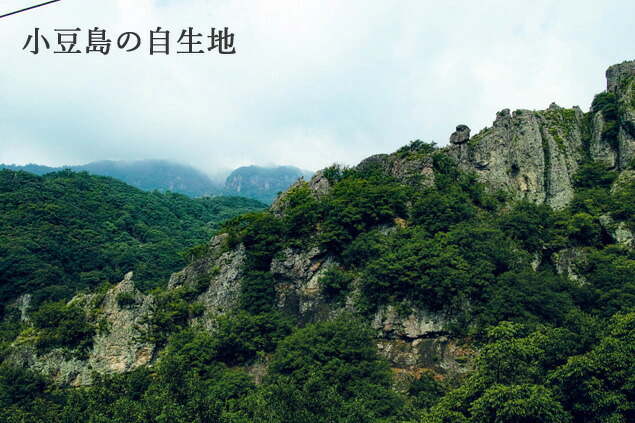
[0,0,633,177]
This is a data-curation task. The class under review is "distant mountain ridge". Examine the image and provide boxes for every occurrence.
[0,160,313,203]
[224,165,314,203]
[0,160,220,197]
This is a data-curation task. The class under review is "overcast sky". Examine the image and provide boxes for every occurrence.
[0,0,633,177]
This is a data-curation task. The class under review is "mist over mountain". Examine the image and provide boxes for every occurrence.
[224,165,314,203]
[0,160,221,197]
[0,161,313,203]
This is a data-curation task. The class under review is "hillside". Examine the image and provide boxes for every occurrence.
[0,169,267,310]
[3,61,635,422]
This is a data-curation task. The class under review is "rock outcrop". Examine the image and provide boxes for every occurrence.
[448,106,585,209]
[168,233,245,322]
[271,247,342,323]
[599,215,634,249]
[8,272,154,386]
[377,337,472,379]
[447,61,635,209]
[589,111,618,168]
[591,61,635,170]
[271,170,332,216]
[552,247,589,284]
[372,305,447,339]
[609,62,635,169]
[607,61,635,95]
[450,125,471,145]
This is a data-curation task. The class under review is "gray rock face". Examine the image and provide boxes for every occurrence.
[17,294,31,322]
[81,272,155,380]
[448,106,584,209]
[607,61,635,95]
[168,233,245,320]
[552,247,588,284]
[270,247,343,324]
[376,337,472,378]
[599,214,634,249]
[10,272,155,386]
[450,125,471,145]
[306,170,333,199]
[590,112,618,168]
[371,305,447,339]
[4,294,33,322]
[445,62,635,206]
[616,77,635,169]
[604,61,635,169]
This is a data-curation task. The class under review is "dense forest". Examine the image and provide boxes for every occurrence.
[0,169,266,310]
[2,139,635,421]
[3,64,635,421]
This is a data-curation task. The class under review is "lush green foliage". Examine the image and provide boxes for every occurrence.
[281,184,319,241]
[319,267,354,301]
[209,311,294,365]
[423,313,635,422]
[610,175,635,230]
[31,301,95,354]
[6,134,635,422]
[319,164,409,253]
[0,169,266,311]
[591,92,620,147]
[0,320,410,423]
[252,319,407,422]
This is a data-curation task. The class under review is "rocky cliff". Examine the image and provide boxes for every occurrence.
[7,273,154,385]
[447,105,584,209]
[8,60,635,386]
[447,60,635,209]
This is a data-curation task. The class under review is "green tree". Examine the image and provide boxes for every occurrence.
[263,318,406,420]
[31,301,95,353]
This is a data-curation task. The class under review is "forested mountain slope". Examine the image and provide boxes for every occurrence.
[3,61,635,422]
[0,169,267,310]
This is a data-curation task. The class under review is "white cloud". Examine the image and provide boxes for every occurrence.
[0,0,633,173]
